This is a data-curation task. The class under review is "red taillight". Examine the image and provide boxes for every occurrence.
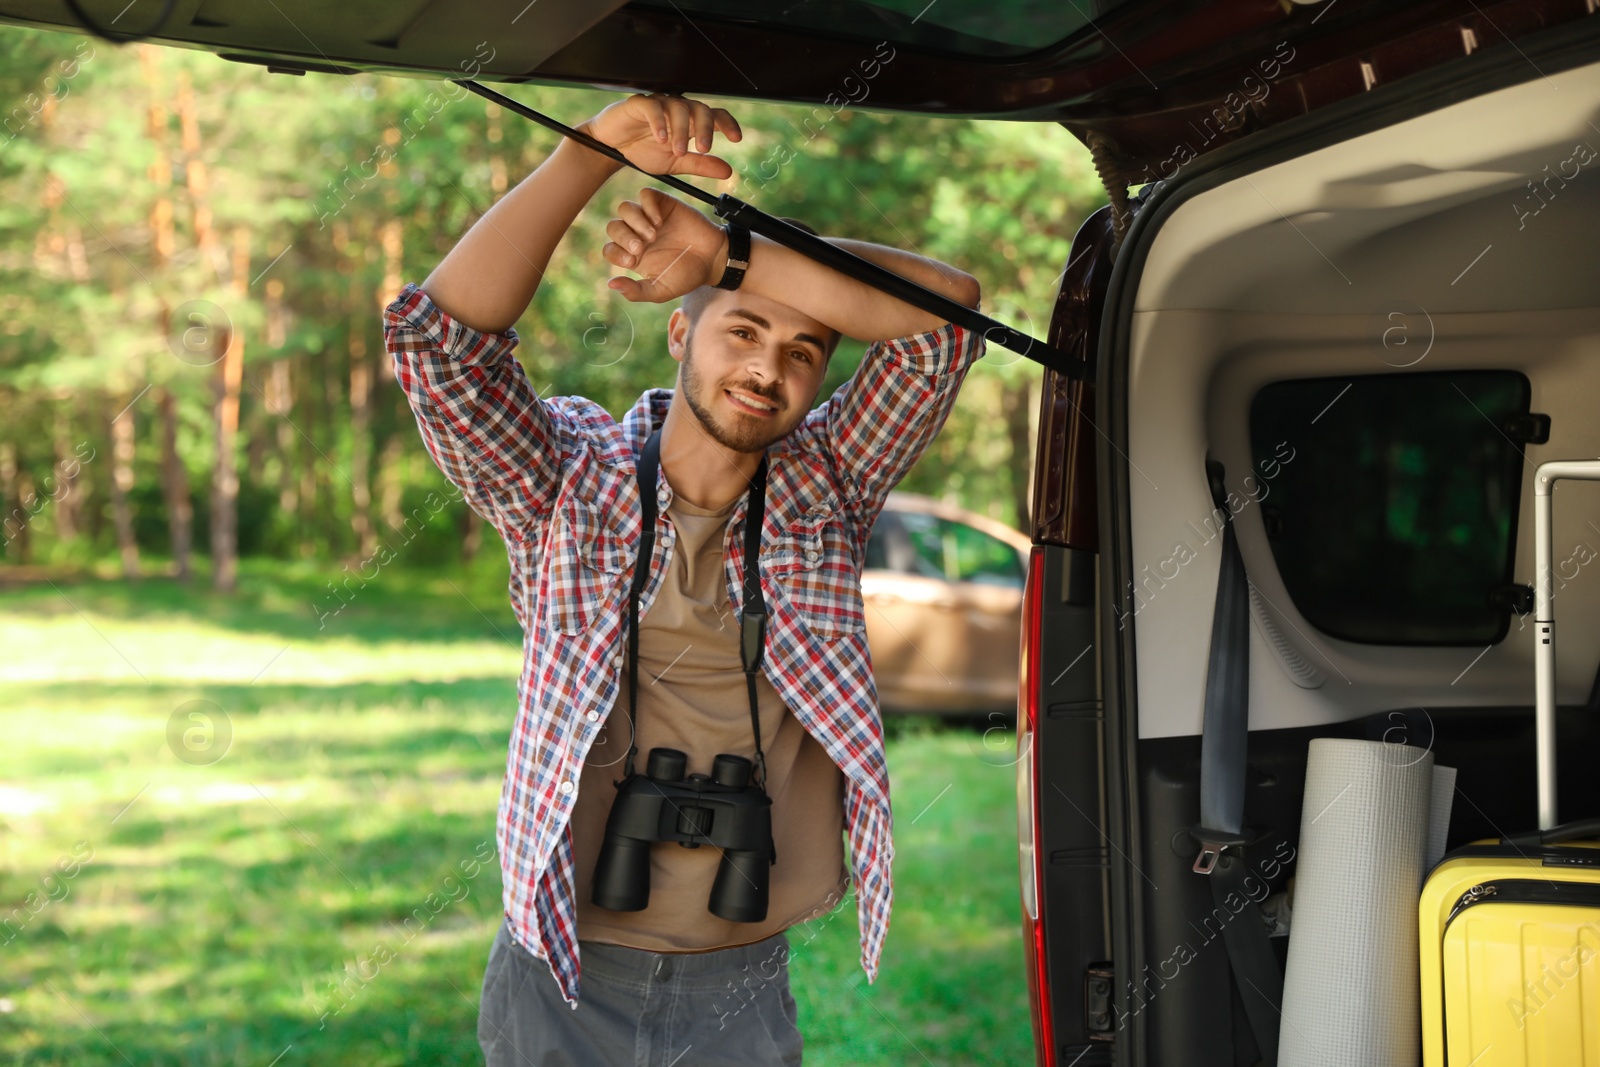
[1018,545,1054,1066]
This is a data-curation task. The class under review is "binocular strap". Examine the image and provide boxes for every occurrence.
[622,427,772,790]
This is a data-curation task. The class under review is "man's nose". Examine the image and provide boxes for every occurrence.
[745,346,784,385]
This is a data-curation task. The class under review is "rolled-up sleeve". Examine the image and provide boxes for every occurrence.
[819,319,986,527]
[384,283,561,539]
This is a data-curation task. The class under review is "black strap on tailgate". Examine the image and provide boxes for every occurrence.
[453,79,1089,381]
[1188,459,1283,1065]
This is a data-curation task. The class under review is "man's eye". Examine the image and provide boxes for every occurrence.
[790,350,812,363]
[732,327,753,340]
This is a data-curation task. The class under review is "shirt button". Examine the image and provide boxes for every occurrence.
[558,780,574,795]
[805,549,820,563]
[585,711,600,723]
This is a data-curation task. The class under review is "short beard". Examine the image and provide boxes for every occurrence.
[679,330,791,455]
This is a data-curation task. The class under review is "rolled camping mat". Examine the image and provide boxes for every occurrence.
[1278,737,1440,1067]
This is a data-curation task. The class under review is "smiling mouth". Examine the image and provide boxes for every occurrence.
[725,389,779,416]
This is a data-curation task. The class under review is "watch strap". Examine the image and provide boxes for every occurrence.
[714,222,751,291]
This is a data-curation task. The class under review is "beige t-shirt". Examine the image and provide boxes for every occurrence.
[571,491,851,950]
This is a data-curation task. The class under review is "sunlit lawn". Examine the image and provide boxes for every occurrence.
[0,557,1029,1066]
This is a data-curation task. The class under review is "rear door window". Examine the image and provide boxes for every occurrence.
[1248,370,1532,645]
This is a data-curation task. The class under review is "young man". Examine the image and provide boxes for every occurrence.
[384,92,984,1065]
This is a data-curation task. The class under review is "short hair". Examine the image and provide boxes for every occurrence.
[680,216,840,358]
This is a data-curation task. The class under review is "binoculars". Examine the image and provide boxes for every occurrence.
[591,746,776,923]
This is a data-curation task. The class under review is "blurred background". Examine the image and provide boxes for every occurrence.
[0,22,1105,1065]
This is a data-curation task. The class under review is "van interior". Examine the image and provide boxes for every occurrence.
[1101,52,1600,1066]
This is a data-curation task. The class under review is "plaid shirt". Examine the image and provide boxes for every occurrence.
[384,282,985,1006]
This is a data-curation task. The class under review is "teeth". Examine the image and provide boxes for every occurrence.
[731,391,775,411]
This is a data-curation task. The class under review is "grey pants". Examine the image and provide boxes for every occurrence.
[478,920,804,1066]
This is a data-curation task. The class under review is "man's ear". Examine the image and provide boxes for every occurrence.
[667,307,690,363]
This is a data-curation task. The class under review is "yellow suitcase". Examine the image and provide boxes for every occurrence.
[1420,460,1600,1067]
[1419,843,1600,1066]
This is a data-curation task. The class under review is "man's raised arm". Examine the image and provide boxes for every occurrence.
[423,95,743,334]
[736,234,981,340]
[386,94,743,539]
[602,187,981,339]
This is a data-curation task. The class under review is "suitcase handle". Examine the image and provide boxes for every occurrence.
[1505,815,1600,847]
[1533,459,1600,830]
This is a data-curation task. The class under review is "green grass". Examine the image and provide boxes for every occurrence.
[0,558,1030,1066]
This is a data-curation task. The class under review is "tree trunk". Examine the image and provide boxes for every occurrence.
[298,347,318,559]
[109,394,140,579]
[268,358,298,520]
[342,227,374,560]
[210,226,248,591]
[321,342,341,555]
[139,49,184,578]
[379,217,403,385]
[52,400,81,544]
[177,69,241,586]
[245,399,269,481]
[0,437,26,564]
[462,507,482,564]
[175,72,223,278]
[378,432,404,534]
[40,217,94,558]
[1002,377,1034,532]
[15,473,36,565]
[262,278,296,534]
[156,386,192,580]
[487,101,508,199]
[140,46,176,266]
[349,343,374,560]
[85,434,105,547]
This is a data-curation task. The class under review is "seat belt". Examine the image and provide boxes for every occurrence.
[1189,460,1283,1066]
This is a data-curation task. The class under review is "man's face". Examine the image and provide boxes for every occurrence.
[669,289,835,454]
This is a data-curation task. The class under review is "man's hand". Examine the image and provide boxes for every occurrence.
[581,93,742,180]
[420,94,740,334]
[602,188,727,303]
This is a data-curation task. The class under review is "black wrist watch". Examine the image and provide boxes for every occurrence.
[714,223,751,291]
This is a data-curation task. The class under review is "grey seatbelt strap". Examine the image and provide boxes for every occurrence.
[1190,459,1283,1066]
[1192,460,1253,875]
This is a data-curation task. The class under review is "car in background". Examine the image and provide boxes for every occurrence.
[864,492,1030,716]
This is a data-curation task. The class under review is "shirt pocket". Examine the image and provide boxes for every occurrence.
[544,500,632,635]
[763,507,866,639]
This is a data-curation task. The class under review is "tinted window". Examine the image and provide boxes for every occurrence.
[895,511,1024,587]
[865,514,894,570]
[947,521,1026,587]
[633,0,1139,58]
[899,511,951,580]
[1249,371,1530,645]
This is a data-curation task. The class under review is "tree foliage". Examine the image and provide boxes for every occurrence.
[0,26,1106,572]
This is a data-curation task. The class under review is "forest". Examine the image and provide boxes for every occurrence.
[0,25,1108,586]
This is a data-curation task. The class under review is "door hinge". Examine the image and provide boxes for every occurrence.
[1086,964,1116,1041]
